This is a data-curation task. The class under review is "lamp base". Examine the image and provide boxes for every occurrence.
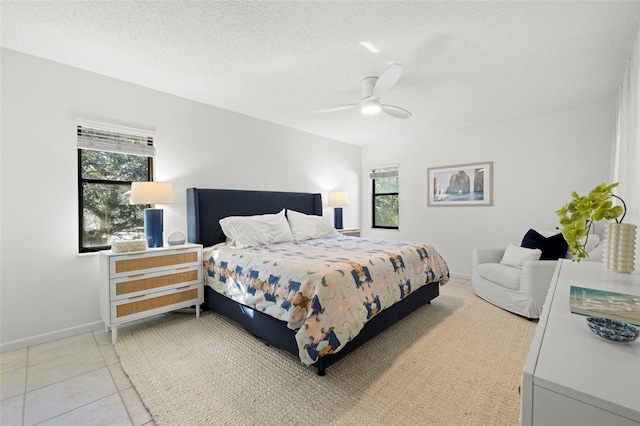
[333,207,343,230]
[144,208,164,248]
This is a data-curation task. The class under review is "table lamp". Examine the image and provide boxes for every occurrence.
[130,182,175,247]
[328,191,349,229]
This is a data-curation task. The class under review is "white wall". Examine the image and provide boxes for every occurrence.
[0,49,361,350]
[0,48,617,350]
[361,101,616,276]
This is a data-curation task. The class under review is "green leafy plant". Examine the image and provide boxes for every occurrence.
[556,182,627,260]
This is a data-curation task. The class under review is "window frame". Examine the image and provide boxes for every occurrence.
[371,174,399,230]
[77,124,154,253]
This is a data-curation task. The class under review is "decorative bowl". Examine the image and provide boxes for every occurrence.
[586,317,640,343]
[168,231,186,246]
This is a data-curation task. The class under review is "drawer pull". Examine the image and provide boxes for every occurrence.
[127,273,146,278]
[128,294,146,300]
[176,285,191,291]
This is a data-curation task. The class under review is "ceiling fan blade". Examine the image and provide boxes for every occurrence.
[313,104,359,113]
[381,104,412,119]
[373,63,403,97]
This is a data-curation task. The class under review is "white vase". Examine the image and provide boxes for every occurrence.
[602,222,637,273]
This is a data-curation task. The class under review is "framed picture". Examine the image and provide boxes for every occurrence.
[427,161,493,206]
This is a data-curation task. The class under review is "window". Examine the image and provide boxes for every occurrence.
[78,123,154,252]
[371,166,399,229]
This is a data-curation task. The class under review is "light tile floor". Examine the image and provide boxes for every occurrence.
[0,317,162,426]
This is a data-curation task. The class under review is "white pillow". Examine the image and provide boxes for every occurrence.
[583,242,603,262]
[500,243,542,268]
[286,209,340,241]
[219,209,294,248]
[583,234,601,254]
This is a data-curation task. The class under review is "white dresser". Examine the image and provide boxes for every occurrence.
[521,259,640,425]
[100,243,204,344]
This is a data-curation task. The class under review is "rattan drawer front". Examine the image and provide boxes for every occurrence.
[115,270,199,297]
[114,287,199,320]
[114,251,198,274]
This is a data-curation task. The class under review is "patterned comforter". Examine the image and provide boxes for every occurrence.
[203,236,450,365]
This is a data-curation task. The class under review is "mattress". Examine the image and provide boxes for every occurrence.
[204,235,450,365]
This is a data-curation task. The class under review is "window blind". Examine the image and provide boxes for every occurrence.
[369,165,399,179]
[77,124,155,157]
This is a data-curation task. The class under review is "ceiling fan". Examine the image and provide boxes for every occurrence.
[314,63,412,119]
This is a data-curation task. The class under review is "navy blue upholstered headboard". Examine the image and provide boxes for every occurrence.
[186,188,323,247]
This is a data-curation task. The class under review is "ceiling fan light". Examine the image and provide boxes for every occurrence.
[360,99,382,115]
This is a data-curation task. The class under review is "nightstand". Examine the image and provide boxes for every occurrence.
[339,229,361,237]
[99,243,204,344]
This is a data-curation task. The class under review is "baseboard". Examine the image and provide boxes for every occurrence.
[450,271,471,280]
[0,321,105,353]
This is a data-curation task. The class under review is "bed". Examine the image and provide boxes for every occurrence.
[187,188,450,375]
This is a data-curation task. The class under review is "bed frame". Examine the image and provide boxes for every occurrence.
[186,188,440,375]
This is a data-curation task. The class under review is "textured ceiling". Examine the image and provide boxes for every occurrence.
[2,1,640,146]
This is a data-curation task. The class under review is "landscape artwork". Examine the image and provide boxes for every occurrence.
[427,161,493,206]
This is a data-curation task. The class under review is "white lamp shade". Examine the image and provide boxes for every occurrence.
[130,182,175,205]
[328,191,349,207]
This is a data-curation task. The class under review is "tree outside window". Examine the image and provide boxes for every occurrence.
[372,174,399,229]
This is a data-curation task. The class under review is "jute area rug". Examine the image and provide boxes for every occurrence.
[116,279,537,425]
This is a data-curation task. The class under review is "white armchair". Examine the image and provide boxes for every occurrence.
[472,248,558,319]
[471,231,601,319]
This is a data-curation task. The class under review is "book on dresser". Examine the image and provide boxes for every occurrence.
[569,285,640,326]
